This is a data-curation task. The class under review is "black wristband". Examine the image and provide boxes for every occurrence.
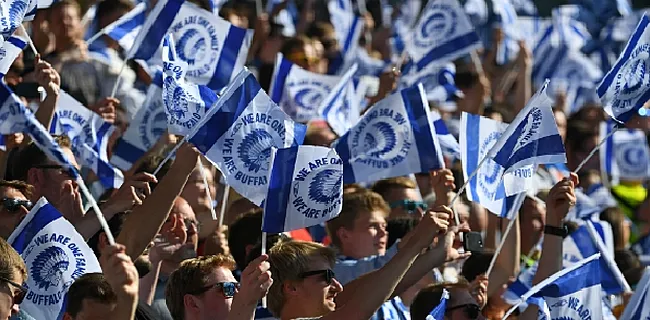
[544,224,569,238]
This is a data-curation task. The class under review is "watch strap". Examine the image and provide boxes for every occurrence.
[544,224,568,237]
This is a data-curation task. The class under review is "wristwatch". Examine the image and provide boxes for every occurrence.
[544,224,569,238]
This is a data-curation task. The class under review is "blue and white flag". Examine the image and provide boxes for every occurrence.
[430,109,460,159]
[425,288,449,320]
[111,71,165,171]
[400,62,463,104]
[334,84,445,183]
[487,81,566,174]
[545,52,603,114]
[600,121,650,182]
[493,0,521,65]
[620,267,650,320]
[100,2,146,53]
[187,69,306,206]
[327,0,363,74]
[262,146,343,233]
[269,53,346,122]
[597,13,650,123]
[162,34,218,136]
[50,92,124,189]
[319,64,359,136]
[0,35,27,77]
[407,0,482,70]
[461,112,535,214]
[566,189,603,220]
[0,0,36,39]
[7,197,102,320]
[129,0,253,90]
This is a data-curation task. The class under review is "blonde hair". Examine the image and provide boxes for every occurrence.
[0,237,26,283]
[326,190,389,248]
[371,176,417,200]
[267,240,336,317]
[165,254,236,320]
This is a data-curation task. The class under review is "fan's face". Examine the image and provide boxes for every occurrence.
[339,210,388,259]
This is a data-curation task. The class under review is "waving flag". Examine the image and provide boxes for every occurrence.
[600,121,650,182]
[461,112,535,214]
[262,146,343,233]
[187,69,306,206]
[487,81,566,175]
[334,84,444,183]
[430,109,460,159]
[7,197,101,320]
[162,34,218,136]
[407,0,481,70]
[0,35,27,77]
[425,288,449,320]
[327,0,363,74]
[493,0,521,65]
[545,52,603,114]
[269,53,345,122]
[111,72,165,170]
[319,64,359,136]
[620,267,650,320]
[50,92,124,189]
[566,189,604,220]
[598,14,650,123]
[0,0,36,40]
[400,62,463,104]
[129,0,253,90]
[99,2,146,53]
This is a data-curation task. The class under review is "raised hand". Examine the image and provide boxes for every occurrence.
[89,97,119,123]
[545,172,579,226]
[516,40,532,69]
[35,55,60,96]
[469,275,488,309]
[236,254,273,305]
[57,182,84,224]
[100,244,139,319]
[104,172,158,214]
[430,169,455,206]
[410,206,453,250]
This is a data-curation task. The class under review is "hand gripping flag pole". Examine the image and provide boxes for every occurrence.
[196,158,218,220]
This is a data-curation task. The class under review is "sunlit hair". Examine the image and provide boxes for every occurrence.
[326,190,389,248]
[0,237,26,284]
[371,176,417,200]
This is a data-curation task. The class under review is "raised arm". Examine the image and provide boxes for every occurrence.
[33,55,60,132]
[513,41,532,115]
[487,215,520,296]
[100,243,139,320]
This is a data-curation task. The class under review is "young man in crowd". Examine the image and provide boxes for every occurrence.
[371,176,427,219]
[0,181,33,240]
[0,238,26,320]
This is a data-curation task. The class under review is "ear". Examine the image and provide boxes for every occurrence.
[184,293,200,313]
[26,168,44,197]
[336,227,350,245]
[283,280,300,297]
[62,313,73,320]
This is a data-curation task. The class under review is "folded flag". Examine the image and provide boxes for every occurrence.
[407,0,482,70]
[0,35,27,77]
[262,146,343,233]
[50,92,124,189]
[269,53,346,122]
[620,267,650,320]
[111,71,165,171]
[7,197,102,320]
[129,0,253,91]
[430,109,460,159]
[461,112,535,214]
[599,121,650,183]
[597,13,650,123]
[334,84,445,183]
[425,288,449,320]
[100,2,146,53]
[187,69,306,206]
[319,64,359,136]
[400,62,464,105]
[486,80,566,175]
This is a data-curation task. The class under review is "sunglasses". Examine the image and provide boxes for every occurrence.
[1,198,33,212]
[33,164,77,179]
[299,269,336,285]
[446,304,481,319]
[0,277,27,305]
[388,200,428,214]
[191,282,241,298]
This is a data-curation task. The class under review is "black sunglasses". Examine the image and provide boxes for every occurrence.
[1,198,33,212]
[299,269,336,285]
[191,282,241,298]
[0,277,27,305]
[446,304,481,319]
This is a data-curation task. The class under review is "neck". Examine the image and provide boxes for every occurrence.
[55,37,79,53]
[280,304,323,320]
[160,260,180,276]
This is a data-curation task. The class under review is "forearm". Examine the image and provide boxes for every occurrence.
[391,245,446,298]
[35,93,58,131]
[227,298,257,320]
[531,231,562,285]
[139,260,160,305]
[488,216,520,296]
[113,295,138,320]
[75,201,121,240]
[514,65,531,114]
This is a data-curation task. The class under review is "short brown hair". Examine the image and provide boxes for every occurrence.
[66,273,116,317]
[0,180,33,199]
[8,136,72,181]
[0,237,26,283]
[371,177,417,200]
[410,281,470,320]
[267,240,336,317]
[49,0,81,18]
[165,255,237,320]
[326,190,389,248]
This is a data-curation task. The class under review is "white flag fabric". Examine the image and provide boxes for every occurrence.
[620,267,650,320]
[269,53,345,122]
[318,64,359,136]
[262,146,343,233]
[7,197,101,320]
[0,0,37,40]
[461,112,535,214]
[162,34,218,136]
[111,71,166,170]
[597,13,650,123]
[50,92,124,189]
[599,121,650,182]
[187,69,306,206]
[493,0,521,65]
[400,62,463,104]
[430,109,460,159]
[407,0,482,70]
[101,2,146,53]
[333,84,445,183]
[0,35,27,77]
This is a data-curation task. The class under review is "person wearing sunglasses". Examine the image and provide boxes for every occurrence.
[165,253,272,320]
[0,180,34,240]
[372,177,428,219]
[0,237,27,320]
[410,281,485,320]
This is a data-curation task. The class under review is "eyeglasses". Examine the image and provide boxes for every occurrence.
[286,52,321,66]
[0,277,27,305]
[389,200,428,214]
[299,269,336,285]
[446,304,481,319]
[1,198,33,212]
[33,164,77,179]
[191,282,241,298]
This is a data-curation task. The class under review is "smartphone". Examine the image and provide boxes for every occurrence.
[463,232,484,252]
[13,82,41,100]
